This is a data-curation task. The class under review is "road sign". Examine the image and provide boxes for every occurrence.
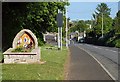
[57,13,63,27]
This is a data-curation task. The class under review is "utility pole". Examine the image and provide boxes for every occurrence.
[58,10,60,50]
[65,5,68,48]
[58,25,60,50]
[91,17,93,29]
[60,26,62,50]
[102,13,104,38]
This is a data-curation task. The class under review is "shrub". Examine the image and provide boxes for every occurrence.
[115,39,120,48]
[38,38,45,46]
[106,37,116,47]
[12,45,33,52]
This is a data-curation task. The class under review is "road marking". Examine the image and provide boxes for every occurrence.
[76,45,116,81]
[105,49,117,53]
[94,46,102,50]
[85,44,118,53]
[85,44,102,50]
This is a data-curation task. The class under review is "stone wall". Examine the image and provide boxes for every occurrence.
[3,29,41,64]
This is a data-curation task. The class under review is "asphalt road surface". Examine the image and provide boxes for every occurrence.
[67,43,113,80]
[77,43,119,65]
[75,42,119,80]
[67,40,119,81]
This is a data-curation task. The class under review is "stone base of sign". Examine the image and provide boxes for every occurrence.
[3,47,41,64]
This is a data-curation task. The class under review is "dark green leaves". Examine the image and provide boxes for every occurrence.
[93,3,112,36]
[2,2,69,51]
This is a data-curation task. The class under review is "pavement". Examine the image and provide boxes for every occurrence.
[67,42,115,81]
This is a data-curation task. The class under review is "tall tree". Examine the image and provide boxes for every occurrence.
[70,20,88,33]
[2,2,68,51]
[114,10,120,34]
[93,3,112,37]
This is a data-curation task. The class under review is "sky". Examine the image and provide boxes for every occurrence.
[67,2,119,21]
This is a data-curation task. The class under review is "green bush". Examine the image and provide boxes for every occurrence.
[12,47,24,52]
[12,46,33,52]
[38,38,45,46]
[106,37,116,47]
[115,39,120,48]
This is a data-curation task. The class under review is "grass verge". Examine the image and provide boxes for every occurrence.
[0,51,2,82]
[2,45,68,80]
[0,51,3,62]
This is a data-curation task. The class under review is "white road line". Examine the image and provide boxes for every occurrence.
[106,49,117,53]
[85,44,118,53]
[85,44,102,50]
[77,45,116,81]
[94,46,102,50]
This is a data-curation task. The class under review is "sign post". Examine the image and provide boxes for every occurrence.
[57,11,63,50]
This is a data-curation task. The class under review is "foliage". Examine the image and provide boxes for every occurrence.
[2,2,69,51]
[12,45,34,52]
[114,10,120,34]
[115,39,120,48]
[38,37,45,46]
[92,3,112,37]
[70,20,88,32]
[12,47,24,52]
[105,10,120,48]
[97,29,115,46]
[83,3,120,48]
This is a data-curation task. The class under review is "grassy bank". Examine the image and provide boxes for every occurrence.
[2,45,68,80]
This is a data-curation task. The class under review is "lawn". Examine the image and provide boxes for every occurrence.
[2,45,68,80]
[0,51,2,82]
[0,51,3,62]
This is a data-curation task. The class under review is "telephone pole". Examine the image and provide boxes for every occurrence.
[65,6,68,48]
[102,13,104,38]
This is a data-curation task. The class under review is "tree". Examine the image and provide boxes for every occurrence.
[109,10,120,48]
[2,2,69,51]
[114,10,120,34]
[70,20,88,33]
[93,3,112,37]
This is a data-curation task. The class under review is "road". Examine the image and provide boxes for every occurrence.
[67,44,114,80]
[69,40,119,81]
[77,43,119,64]
[45,34,119,80]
